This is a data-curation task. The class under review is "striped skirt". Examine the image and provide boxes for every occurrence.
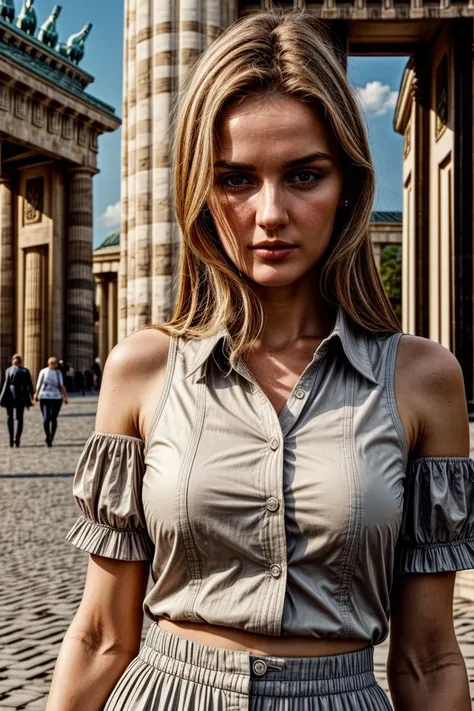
[104,623,393,710]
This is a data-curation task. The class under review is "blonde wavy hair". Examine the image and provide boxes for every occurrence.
[157,9,401,360]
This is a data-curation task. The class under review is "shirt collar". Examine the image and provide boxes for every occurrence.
[184,306,380,385]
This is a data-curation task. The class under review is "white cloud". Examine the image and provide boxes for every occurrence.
[355,81,398,116]
[100,200,121,229]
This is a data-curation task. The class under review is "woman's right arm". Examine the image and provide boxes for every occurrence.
[45,555,149,711]
[45,327,171,711]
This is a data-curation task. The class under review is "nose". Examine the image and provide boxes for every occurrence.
[256,183,289,232]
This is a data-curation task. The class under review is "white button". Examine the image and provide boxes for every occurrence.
[253,659,267,676]
[265,497,280,512]
[270,437,280,451]
[270,564,282,578]
[295,389,305,399]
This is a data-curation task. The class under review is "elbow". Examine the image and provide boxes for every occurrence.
[65,621,140,661]
[387,644,466,688]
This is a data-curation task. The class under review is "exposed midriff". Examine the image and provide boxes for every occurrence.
[158,618,369,657]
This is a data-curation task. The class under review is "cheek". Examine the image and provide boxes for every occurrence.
[214,202,253,256]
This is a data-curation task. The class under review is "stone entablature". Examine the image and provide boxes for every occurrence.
[239,0,474,19]
[0,19,119,169]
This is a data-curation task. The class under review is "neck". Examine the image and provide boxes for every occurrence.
[253,269,337,352]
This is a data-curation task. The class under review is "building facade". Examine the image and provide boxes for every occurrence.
[0,5,120,380]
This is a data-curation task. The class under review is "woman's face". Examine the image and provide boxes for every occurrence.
[209,95,344,289]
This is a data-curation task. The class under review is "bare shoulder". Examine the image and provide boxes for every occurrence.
[96,327,172,438]
[104,326,171,382]
[395,334,469,457]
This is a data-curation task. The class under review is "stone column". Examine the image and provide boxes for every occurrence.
[23,248,43,381]
[151,0,178,325]
[119,0,131,341]
[66,167,95,373]
[0,177,14,370]
[97,275,109,370]
[107,276,118,354]
[372,243,382,271]
[121,0,225,336]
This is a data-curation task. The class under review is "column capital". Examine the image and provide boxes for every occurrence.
[68,165,99,177]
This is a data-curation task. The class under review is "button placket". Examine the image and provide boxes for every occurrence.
[250,370,287,635]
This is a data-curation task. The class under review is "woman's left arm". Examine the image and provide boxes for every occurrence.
[388,572,470,709]
[388,336,472,709]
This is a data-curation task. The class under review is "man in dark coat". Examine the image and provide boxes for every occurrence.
[0,354,35,447]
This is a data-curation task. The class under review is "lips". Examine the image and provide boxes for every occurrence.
[250,243,298,261]
[250,241,296,250]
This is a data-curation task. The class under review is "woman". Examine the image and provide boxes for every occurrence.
[0,353,34,447]
[34,356,68,446]
[47,10,473,711]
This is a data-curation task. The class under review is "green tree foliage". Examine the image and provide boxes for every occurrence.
[379,245,402,321]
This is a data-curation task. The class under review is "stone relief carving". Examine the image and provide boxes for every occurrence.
[0,84,8,111]
[24,177,44,225]
[32,100,44,127]
[47,108,60,134]
[14,92,27,120]
[89,130,98,152]
[62,115,73,140]
[77,122,88,147]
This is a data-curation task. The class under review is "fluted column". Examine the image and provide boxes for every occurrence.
[125,0,138,335]
[121,0,225,336]
[23,248,43,381]
[107,276,118,354]
[0,177,14,369]
[66,167,95,373]
[151,0,175,324]
[119,0,131,341]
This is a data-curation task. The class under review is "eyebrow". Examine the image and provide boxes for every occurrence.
[214,152,333,171]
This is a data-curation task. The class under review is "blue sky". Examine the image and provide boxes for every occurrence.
[31,1,407,247]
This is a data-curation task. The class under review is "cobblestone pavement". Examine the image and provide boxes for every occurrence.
[0,397,473,709]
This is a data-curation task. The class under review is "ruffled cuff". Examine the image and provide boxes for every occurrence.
[66,515,154,562]
[395,537,474,574]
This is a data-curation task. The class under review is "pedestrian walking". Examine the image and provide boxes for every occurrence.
[64,363,75,393]
[0,354,34,447]
[34,356,68,447]
[47,10,473,711]
[91,357,102,391]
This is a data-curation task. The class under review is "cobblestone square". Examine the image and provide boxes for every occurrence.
[0,396,473,709]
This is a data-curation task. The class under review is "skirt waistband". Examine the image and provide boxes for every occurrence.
[140,623,378,697]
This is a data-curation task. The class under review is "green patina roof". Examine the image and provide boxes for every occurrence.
[95,231,120,251]
[371,211,402,223]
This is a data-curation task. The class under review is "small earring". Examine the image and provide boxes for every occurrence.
[344,199,349,208]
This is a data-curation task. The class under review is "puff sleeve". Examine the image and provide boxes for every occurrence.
[394,456,474,574]
[65,431,154,561]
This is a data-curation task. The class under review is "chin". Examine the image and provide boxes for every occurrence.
[247,264,310,288]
